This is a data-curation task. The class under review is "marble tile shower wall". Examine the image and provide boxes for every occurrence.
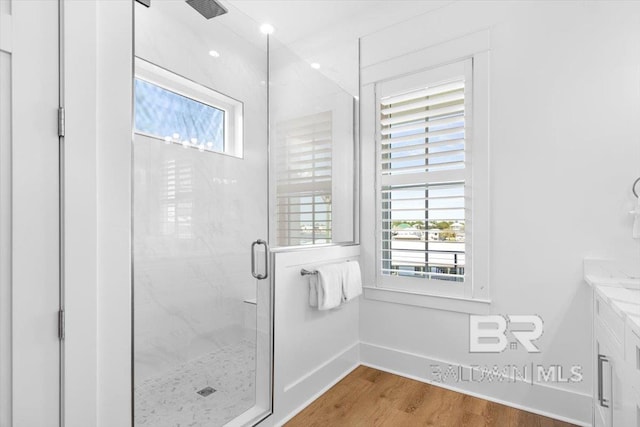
[133,135,266,384]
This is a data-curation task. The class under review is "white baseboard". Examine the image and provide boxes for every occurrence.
[360,341,592,427]
[283,342,359,393]
[270,343,360,426]
[260,340,592,426]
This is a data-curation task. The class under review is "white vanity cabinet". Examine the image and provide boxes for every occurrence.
[594,294,623,427]
[625,325,640,427]
[591,283,640,427]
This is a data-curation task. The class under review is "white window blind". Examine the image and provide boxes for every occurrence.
[276,111,332,246]
[379,62,470,285]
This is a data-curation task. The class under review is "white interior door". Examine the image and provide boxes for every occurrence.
[0,1,61,426]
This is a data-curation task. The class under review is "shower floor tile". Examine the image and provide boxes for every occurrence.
[134,339,256,427]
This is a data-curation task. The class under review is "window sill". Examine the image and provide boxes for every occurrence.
[362,285,491,314]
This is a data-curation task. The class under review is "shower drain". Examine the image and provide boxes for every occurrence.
[196,386,217,397]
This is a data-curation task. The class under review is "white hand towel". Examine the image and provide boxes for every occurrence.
[309,274,319,308]
[342,260,363,301]
[315,264,344,310]
[633,197,640,239]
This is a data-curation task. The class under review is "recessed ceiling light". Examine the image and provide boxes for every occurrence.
[260,23,275,35]
[209,50,220,58]
[310,62,321,70]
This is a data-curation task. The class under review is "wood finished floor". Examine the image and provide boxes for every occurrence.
[285,366,577,427]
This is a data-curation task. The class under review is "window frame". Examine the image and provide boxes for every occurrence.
[375,59,473,298]
[360,30,491,308]
[134,57,244,158]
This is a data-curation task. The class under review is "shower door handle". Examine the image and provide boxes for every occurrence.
[251,239,269,280]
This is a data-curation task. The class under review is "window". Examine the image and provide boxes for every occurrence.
[134,58,243,157]
[275,111,332,246]
[377,59,475,298]
[362,30,490,309]
[135,78,225,153]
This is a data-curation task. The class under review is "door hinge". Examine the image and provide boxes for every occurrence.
[57,107,65,137]
[58,309,65,340]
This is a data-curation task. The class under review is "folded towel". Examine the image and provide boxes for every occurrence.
[309,274,319,308]
[315,264,344,310]
[342,260,362,302]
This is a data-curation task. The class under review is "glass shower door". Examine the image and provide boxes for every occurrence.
[132,1,272,426]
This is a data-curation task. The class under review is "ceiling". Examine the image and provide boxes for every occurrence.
[228,0,453,95]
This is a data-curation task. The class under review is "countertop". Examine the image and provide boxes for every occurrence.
[584,259,640,336]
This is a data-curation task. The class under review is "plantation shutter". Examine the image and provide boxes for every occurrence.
[378,61,470,283]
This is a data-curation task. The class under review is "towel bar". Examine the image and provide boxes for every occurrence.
[301,260,354,276]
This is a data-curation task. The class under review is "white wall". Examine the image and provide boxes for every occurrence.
[1,1,61,425]
[96,1,132,426]
[64,1,99,425]
[0,52,10,427]
[260,245,360,426]
[0,3,12,425]
[46,0,135,425]
[359,1,640,425]
[60,2,133,424]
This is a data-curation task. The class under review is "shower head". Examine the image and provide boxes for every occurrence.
[186,0,228,19]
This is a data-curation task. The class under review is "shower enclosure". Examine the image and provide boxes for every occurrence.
[131,1,358,425]
[132,1,272,426]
